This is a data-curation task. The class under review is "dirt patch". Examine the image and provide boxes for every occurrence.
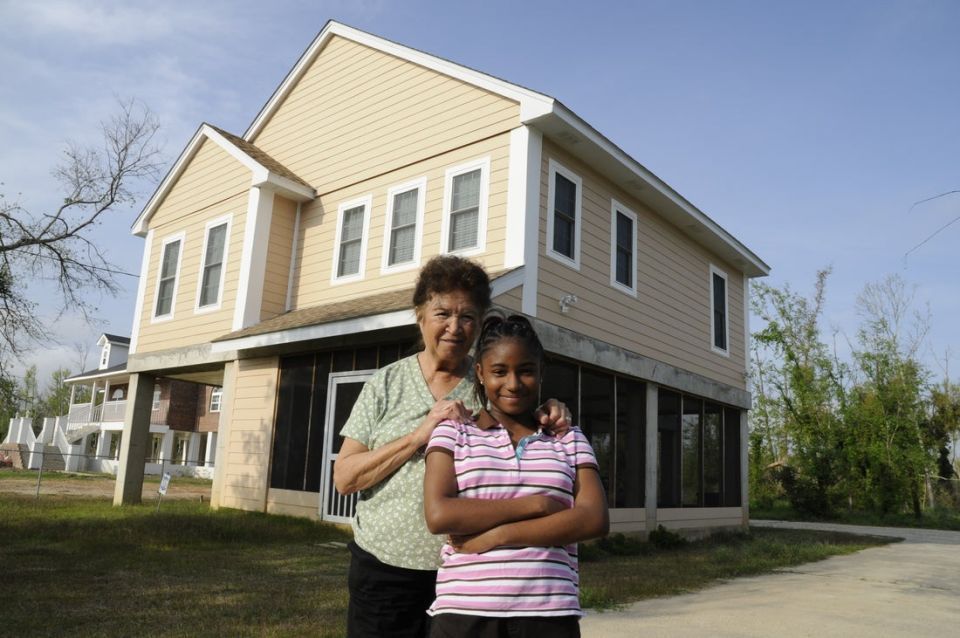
[0,470,211,502]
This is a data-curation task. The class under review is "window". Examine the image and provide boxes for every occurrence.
[99,344,110,369]
[382,178,425,273]
[710,265,729,354]
[152,388,161,411]
[153,235,183,319]
[331,196,371,283]
[197,217,230,310]
[610,201,638,295]
[441,158,489,255]
[210,387,222,413]
[546,159,582,269]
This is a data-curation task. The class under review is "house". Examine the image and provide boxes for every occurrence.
[3,334,219,478]
[114,20,769,536]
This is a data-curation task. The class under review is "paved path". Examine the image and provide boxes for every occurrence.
[581,520,960,637]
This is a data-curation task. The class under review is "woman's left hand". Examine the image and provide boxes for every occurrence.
[535,399,572,437]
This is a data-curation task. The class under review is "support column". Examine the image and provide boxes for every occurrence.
[205,432,217,466]
[95,430,112,462]
[186,432,202,467]
[644,383,659,533]
[113,373,155,505]
[210,361,237,509]
[740,409,750,528]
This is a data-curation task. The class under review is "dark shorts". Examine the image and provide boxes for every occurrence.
[429,613,581,638]
[346,541,437,638]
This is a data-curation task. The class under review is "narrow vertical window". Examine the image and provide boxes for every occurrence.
[610,201,638,295]
[382,178,425,272]
[151,388,161,411]
[442,158,488,255]
[154,237,182,318]
[710,266,729,354]
[546,160,582,269]
[197,220,229,309]
[210,387,222,413]
[332,196,371,283]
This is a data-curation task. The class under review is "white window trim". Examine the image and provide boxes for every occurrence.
[99,344,110,368]
[545,158,582,271]
[709,264,730,357]
[151,231,185,322]
[210,387,223,413]
[194,214,233,314]
[609,199,638,297]
[380,177,426,274]
[439,157,490,257]
[330,195,372,285]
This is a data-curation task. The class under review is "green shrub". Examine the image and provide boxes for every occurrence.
[648,525,687,549]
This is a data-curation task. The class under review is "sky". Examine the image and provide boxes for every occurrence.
[1,0,958,386]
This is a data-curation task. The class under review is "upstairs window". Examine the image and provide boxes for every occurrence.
[332,196,371,283]
[210,387,223,413]
[382,178,425,272]
[154,235,183,319]
[610,201,638,295]
[151,388,161,411]
[442,158,489,255]
[197,218,230,310]
[710,265,729,354]
[99,344,110,369]
[546,160,582,269]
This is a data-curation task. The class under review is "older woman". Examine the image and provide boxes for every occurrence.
[334,255,568,638]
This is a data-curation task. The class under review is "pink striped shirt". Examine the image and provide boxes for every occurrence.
[426,419,599,618]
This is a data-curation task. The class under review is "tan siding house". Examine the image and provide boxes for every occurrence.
[115,21,768,538]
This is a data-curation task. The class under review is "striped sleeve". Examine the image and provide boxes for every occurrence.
[426,420,460,455]
[568,427,599,470]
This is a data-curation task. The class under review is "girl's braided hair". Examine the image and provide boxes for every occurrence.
[473,311,545,409]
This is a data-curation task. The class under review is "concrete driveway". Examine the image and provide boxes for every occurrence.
[581,520,960,637]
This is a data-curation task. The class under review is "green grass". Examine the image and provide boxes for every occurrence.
[0,493,893,635]
[752,499,960,531]
[0,467,213,487]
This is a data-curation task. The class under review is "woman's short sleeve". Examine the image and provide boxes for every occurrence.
[338,374,384,447]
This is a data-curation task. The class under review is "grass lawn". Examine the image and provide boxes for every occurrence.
[0,494,891,637]
[752,499,960,531]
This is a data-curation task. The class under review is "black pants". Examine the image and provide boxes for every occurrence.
[347,541,437,638]
[430,613,581,638]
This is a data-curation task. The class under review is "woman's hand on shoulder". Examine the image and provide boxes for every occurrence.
[412,399,471,447]
[535,398,573,437]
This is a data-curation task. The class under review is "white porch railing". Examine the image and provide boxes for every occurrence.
[67,400,127,425]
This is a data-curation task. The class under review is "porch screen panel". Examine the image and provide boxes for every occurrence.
[681,397,702,507]
[304,354,331,493]
[580,369,614,505]
[657,390,681,507]
[615,377,645,508]
[723,407,742,506]
[540,359,579,423]
[703,402,723,506]
[270,354,315,491]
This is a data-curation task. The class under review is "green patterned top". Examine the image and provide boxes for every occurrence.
[340,353,478,571]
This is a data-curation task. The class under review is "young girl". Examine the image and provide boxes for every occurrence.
[423,314,609,637]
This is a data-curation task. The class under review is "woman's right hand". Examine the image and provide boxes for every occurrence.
[412,399,472,447]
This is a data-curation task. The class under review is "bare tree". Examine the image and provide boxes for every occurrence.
[0,99,161,376]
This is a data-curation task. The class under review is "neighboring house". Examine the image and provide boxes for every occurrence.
[115,21,769,535]
[3,334,219,478]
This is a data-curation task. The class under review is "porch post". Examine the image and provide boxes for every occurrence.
[103,379,112,418]
[741,409,750,528]
[210,361,237,509]
[88,380,98,421]
[113,373,155,505]
[68,384,76,407]
[644,383,659,533]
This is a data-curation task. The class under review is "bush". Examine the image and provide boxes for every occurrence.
[648,525,687,549]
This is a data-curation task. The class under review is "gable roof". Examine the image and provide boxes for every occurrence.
[244,20,769,277]
[101,334,131,346]
[131,123,315,236]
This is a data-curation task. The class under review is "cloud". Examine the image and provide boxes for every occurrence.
[9,0,197,45]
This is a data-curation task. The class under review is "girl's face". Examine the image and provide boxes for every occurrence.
[476,338,541,418]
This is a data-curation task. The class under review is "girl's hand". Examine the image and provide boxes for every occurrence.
[449,527,504,554]
[535,399,572,437]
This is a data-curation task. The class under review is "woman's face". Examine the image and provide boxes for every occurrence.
[417,290,480,364]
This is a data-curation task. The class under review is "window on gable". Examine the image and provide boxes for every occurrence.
[383,179,425,271]
[154,238,182,318]
[198,221,228,308]
[152,388,161,411]
[711,267,729,353]
[210,387,222,413]
[442,158,488,255]
[99,345,110,368]
[546,160,582,269]
[610,202,637,294]
[333,197,371,282]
